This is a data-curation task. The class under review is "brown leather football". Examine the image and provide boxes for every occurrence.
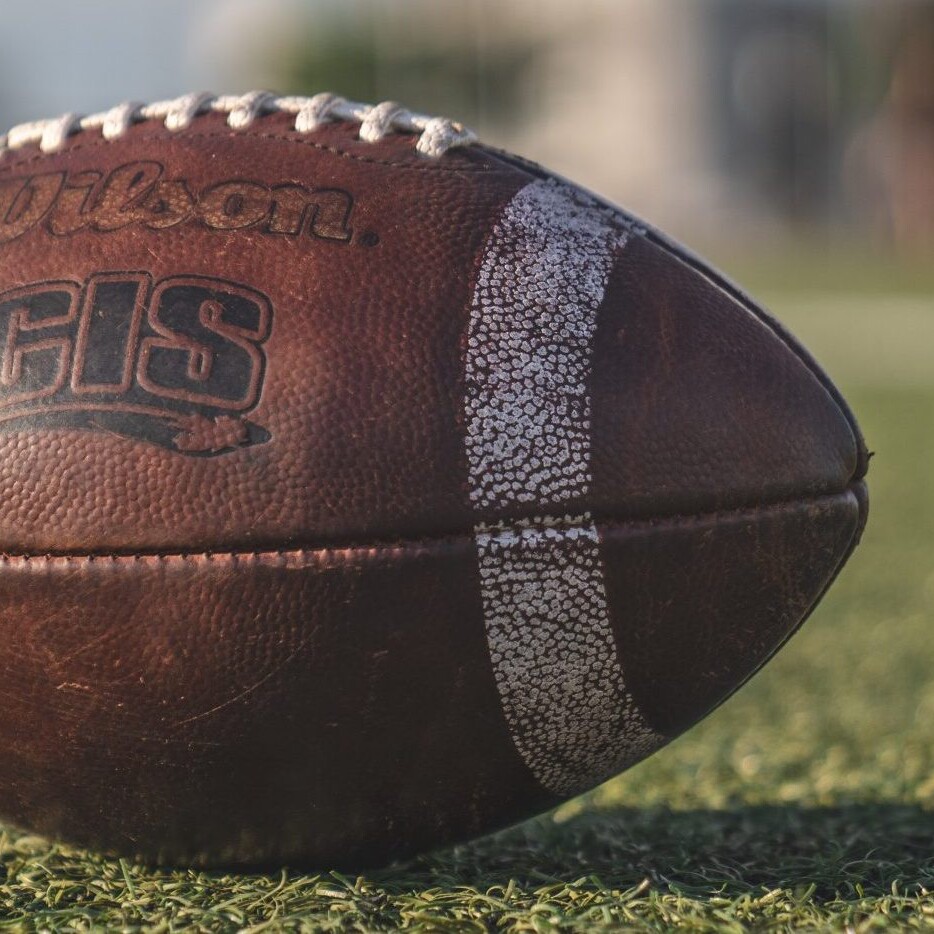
[0,92,868,867]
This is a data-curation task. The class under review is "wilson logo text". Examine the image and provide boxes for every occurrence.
[0,161,357,245]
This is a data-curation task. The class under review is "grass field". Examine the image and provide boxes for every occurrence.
[1,280,932,931]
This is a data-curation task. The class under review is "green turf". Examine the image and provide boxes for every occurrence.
[1,293,932,931]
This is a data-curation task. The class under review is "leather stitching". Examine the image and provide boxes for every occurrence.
[0,128,505,176]
[0,485,862,564]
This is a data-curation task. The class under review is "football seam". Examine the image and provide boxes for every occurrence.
[0,484,862,564]
[0,92,478,159]
[0,127,501,177]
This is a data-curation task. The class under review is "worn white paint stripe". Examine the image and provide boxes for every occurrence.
[464,179,661,796]
[464,178,623,512]
[476,516,659,795]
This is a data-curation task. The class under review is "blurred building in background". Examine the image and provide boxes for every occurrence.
[0,0,932,257]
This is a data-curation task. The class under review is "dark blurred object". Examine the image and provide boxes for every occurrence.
[707,0,842,226]
[845,6,934,253]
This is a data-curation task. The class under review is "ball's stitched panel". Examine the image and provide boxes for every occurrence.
[465,179,662,795]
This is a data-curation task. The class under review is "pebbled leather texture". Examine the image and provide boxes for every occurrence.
[0,108,869,867]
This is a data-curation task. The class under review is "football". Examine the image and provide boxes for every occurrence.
[0,92,868,867]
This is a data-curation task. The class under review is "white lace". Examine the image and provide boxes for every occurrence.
[0,91,477,159]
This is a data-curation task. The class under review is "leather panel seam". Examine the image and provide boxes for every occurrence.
[0,130,505,176]
[0,485,862,564]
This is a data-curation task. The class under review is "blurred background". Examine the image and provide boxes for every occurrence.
[1,0,932,846]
